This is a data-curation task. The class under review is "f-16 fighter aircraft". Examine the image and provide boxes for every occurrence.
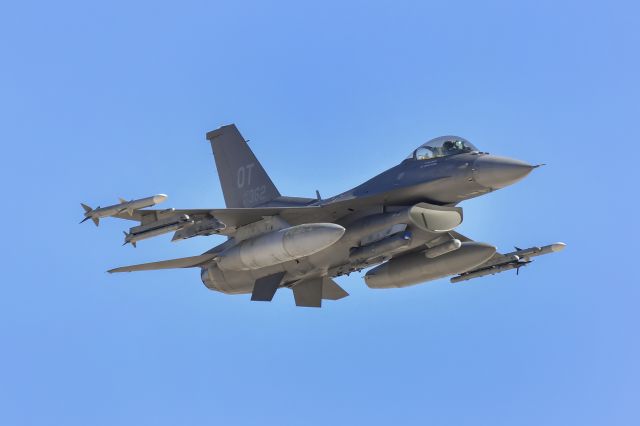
[81,124,565,307]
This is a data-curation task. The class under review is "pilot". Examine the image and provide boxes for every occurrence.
[442,140,457,154]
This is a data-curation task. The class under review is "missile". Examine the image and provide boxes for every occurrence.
[216,223,345,271]
[349,231,412,264]
[507,242,566,259]
[450,262,524,283]
[124,214,192,247]
[171,217,226,241]
[424,238,462,258]
[80,194,167,226]
[450,242,566,283]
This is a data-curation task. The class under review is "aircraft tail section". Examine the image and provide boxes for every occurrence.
[206,124,281,208]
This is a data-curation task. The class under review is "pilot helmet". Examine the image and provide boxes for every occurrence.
[443,140,455,151]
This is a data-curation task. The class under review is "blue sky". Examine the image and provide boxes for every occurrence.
[1,1,638,424]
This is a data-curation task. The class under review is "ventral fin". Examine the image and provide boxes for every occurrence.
[251,272,285,302]
[322,278,349,300]
[292,277,323,308]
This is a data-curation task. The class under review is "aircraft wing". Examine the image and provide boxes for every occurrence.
[87,194,383,244]
[448,230,566,283]
[108,253,217,273]
[112,205,326,235]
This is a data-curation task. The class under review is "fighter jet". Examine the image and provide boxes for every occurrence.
[81,124,565,307]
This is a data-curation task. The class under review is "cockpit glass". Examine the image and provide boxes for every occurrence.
[408,136,477,160]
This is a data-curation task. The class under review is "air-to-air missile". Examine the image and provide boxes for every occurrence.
[171,217,227,241]
[123,214,193,247]
[80,194,168,226]
[450,242,566,283]
[349,231,413,264]
[215,223,345,271]
[424,238,462,258]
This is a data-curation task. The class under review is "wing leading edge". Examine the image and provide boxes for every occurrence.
[107,253,217,273]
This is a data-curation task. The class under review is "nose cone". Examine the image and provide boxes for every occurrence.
[473,155,535,190]
[153,194,168,204]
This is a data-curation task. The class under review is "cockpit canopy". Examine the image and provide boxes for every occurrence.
[408,136,478,160]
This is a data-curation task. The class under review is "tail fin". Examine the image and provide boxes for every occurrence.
[80,203,99,226]
[205,124,281,208]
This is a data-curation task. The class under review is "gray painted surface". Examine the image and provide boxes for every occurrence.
[206,125,281,208]
[87,124,565,308]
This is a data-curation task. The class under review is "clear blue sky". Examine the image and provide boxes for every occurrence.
[1,1,638,425]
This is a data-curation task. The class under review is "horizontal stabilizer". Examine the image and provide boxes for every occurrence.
[108,253,216,273]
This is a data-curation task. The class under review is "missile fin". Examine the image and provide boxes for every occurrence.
[119,197,128,204]
[92,216,99,226]
[80,203,97,225]
[122,231,136,247]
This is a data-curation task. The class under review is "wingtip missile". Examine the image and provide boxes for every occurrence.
[119,197,137,215]
[80,203,100,226]
[152,194,168,204]
[80,194,168,225]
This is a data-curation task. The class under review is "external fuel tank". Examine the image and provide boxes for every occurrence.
[364,242,496,288]
[216,223,345,271]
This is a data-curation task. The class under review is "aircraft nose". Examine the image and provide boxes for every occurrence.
[472,155,535,190]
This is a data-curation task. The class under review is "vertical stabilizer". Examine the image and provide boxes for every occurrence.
[205,124,281,208]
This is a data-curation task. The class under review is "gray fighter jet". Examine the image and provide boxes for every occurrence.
[82,124,565,307]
